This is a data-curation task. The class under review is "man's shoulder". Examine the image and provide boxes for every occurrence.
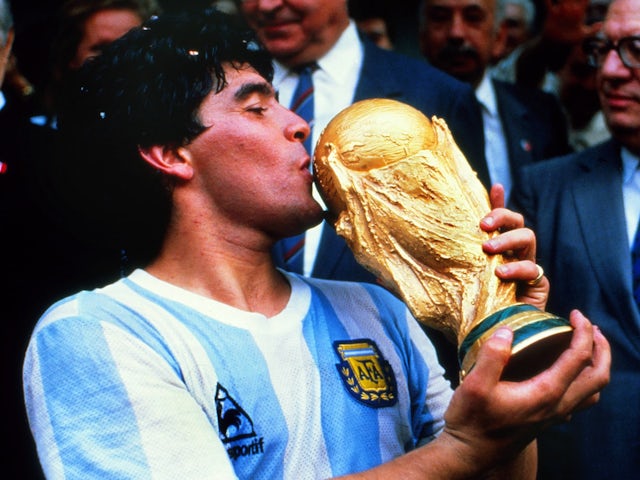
[512,141,618,205]
[359,41,473,94]
[523,140,617,176]
[301,274,402,305]
[492,78,554,100]
[491,78,563,117]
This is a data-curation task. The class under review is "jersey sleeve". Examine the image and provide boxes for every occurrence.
[23,296,238,480]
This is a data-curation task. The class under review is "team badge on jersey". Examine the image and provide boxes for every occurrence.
[333,339,397,408]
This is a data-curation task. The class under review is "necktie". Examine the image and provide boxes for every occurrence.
[290,64,316,154]
[632,217,640,308]
[278,65,316,274]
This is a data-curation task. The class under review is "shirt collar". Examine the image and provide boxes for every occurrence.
[0,91,5,111]
[316,21,362,84]
[475,71,498,116]
[621,146,640,185]
[272,20,362,83]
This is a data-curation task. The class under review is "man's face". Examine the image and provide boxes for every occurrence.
[419,0,499,87]
[597,0,640,151]
[70,9,143,69]
[559,44,600,129]
[239,0,349,67]
[182,65,323,237]
[502,3,529,56]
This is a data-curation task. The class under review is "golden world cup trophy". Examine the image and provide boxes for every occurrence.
[313,98,572,381]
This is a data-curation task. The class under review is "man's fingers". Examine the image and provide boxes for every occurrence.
[534,311,610,416]
[489,184,505,209]
[482,228,536,261]
[481,208,525,234]
[557,319,611,412]
[464,327,513,390]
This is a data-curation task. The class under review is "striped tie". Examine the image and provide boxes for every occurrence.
[632,218,640,309]
[278,64,317,274]
[290,64,316,154]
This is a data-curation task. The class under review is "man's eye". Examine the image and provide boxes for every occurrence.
[428,9,452,23]
[248,106,267,114]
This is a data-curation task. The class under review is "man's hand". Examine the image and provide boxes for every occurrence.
[480,184,548,310]
[441,309,610,475]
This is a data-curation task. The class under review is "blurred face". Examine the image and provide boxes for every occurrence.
[182,65,323,237]
[419,0,502,88]
[70,9,143,69]
[502,3,530,56]
[357,17,393,50]
[0,27,12,87]
[559,44,601,129]
[239,0,350,67]
[597,0,640,152]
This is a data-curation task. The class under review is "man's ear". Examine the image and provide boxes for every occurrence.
[138,145,194,180]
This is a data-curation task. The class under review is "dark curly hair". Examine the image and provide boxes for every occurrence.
[63,7,273,148]
[55,7,274,271]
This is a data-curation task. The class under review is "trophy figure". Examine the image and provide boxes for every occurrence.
[313,98,572,381]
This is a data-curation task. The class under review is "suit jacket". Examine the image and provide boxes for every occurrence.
[493,79,571,185]
[510,139,640,480]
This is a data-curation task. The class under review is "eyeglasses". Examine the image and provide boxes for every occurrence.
[583,35,640,69]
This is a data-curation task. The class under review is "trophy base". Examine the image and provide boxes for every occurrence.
[458,303,573,382]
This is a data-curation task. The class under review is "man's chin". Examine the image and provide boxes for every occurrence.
[258,30,303,55]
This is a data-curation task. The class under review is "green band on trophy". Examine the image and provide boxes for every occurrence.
[458,304,572,379]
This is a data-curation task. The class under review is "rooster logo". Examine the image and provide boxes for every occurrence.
[215,383,257,443]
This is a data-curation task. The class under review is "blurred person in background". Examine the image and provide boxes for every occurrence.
[0,0,14,126]
[349,0,395,50]
[492,0,536,62]
[36,0,161,128]
[492,0,611,151]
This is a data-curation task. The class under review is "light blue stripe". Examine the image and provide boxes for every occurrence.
[37,314,149,478]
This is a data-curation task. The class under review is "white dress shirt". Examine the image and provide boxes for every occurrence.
[273,22,364,275]
[475,72,512,202]
[621,147,640,247]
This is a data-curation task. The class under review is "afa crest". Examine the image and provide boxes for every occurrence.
[333,339,397,408]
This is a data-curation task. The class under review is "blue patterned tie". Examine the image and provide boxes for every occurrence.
[290,64,316,154]
[632,218,640,308]
[277,65,316,274]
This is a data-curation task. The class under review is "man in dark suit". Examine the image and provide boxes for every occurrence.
[510,0,640,477]
[418,0,571,205]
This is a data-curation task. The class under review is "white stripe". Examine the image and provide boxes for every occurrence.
[247,275,331,479]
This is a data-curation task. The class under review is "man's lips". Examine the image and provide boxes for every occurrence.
[262,22,292,36]
[603,91,636,108]
[257,15,300,37]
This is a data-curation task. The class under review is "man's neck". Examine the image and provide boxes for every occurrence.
[146,208,292,318]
